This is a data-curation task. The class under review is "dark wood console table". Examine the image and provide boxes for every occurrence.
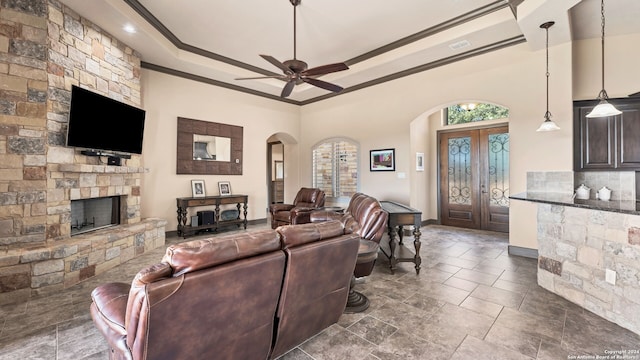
[379,201,422,274]
[176,195,248,237]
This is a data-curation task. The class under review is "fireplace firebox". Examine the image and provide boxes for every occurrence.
[70,196,122,235]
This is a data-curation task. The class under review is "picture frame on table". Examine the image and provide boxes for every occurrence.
[218,181,231,196]
[191,179,206,197]
[370,148,395,171]
[416,152,424,171]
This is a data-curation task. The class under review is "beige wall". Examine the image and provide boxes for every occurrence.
[140,70,299,230]
[299,41,573,250]
[139,32,640,251]
[573,34,640,100]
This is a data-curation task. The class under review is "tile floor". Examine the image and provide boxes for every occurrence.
[1,224,639,359]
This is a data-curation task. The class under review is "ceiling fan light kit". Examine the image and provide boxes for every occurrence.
[236,0,349,98]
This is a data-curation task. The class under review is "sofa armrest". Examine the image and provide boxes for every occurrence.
[270,203,295,213]
[290,206,315,216]
[90,282,132,358]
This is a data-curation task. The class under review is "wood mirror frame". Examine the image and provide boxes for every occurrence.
[176,117,243,175]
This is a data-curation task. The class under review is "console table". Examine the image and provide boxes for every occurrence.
[379,201,422,274]
[176,195,248,237]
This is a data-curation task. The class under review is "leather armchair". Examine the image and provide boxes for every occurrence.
[269,187,325,229]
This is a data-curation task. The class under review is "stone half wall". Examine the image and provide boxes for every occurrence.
[537,203,640,335]
[0,0,164,303]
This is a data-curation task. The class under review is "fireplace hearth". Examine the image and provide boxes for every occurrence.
[70,196,122,235]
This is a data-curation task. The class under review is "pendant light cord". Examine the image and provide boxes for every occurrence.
[544,23,551,121]
[599,0,607,100]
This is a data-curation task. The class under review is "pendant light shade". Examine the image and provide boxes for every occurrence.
[586,0,621,118]
[537,118,561,131]
[536,21,560,132]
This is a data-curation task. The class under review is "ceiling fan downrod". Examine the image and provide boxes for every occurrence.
[291,0,300,60]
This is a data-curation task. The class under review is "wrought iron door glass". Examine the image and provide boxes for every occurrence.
[487,133,510,207]
[447,137,472,205]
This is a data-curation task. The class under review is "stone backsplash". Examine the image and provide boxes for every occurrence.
[0,0,163,302]
[527,170,636,201]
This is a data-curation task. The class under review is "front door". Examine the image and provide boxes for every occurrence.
[439,126,509,232]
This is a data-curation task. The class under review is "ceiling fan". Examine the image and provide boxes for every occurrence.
[236,0,349,98]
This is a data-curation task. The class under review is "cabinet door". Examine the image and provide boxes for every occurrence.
[617,104,640,169]
[575,106,616,170]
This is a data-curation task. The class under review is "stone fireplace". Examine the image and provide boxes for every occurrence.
[0,1,167,305]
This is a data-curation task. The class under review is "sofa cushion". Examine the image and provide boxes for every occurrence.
[163,229,281,276]
[276,220,345,248]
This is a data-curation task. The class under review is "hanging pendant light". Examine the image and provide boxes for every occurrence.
[536,21,561,132]
[586,0,621,118]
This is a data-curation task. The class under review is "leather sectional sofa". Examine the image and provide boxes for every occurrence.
[90,220,359,360]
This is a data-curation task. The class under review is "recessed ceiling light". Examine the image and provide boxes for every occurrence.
[123,24,136,34]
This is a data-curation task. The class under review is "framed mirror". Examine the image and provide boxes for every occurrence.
[177,117,243,175]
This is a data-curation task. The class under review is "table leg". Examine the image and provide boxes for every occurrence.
[397,225,404,246]
[176,206,187,237]
[387,225,397,274]
[413,226,422,274]
[242,202,248,229]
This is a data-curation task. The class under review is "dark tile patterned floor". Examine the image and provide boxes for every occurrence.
[1,224,639,359]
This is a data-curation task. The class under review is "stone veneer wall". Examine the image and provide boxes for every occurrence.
[0,0,165,304]
[537,204,640,335]
[528,171,640,334]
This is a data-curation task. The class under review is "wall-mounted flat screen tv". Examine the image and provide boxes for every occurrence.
[66,85,146,154]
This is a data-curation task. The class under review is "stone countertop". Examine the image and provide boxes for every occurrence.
[510,192,640,216]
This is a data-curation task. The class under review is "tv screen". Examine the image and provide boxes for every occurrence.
[67,85,146,154]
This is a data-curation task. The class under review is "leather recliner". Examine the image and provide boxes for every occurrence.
[311,192,388,278]
[269,187,325,229]
[89,220,359,360]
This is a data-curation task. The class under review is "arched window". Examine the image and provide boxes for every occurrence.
[312,139,359,204]
[446,103,509,125]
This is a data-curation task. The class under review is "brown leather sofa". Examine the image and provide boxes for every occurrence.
[90,220,359,360]
[311,192,388,277]
[269,187,325,229]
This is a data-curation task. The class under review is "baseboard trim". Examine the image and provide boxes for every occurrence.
[508,245,538,259]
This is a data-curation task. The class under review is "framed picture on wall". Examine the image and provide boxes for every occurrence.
[370,148,395,171]
[275,161,284,179]
[218,181,231,196]
[191,179,206,197]
[416,152,424,171]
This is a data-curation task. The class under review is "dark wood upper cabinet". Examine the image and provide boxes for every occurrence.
[574,98,640,171]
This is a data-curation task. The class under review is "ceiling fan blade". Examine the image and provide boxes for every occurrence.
[281,80,296,98]
[301,63,349,77]
[302,77,344,93]
[235,75,287,80]
[260,55,293,75]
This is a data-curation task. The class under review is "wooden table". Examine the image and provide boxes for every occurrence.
[379,201,422,274]
[176,195,248,237]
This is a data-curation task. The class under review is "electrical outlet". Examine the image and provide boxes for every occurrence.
[605,269,616,285]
